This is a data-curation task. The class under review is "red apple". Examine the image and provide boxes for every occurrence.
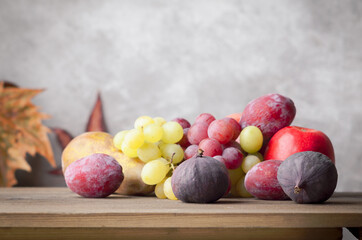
[264,126,335,163]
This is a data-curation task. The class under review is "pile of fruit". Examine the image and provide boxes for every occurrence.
[62,93,338,204]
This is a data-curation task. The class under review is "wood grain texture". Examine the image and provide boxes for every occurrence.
[0,188,361,239]
[0,227,343,240]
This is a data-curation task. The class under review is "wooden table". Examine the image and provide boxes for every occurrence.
[0,188,361,240]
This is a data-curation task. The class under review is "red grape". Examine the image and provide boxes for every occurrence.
[172,118,191,129]
[178,128,191,148]
[223,141,242,152]
[224,117,242,141]
[199,138,223,157]
[195,113,215,126]
[185,144,198,159]
[222,147,244,169]
[187,122,209,145]
[214,155,226,165]
[207,119,234,144]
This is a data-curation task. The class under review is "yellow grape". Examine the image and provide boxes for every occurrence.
[153,117,167,126]
[155,179,167,199]
[236,175,253,198]
[137,142,161,163]
[163,177,177,200]
[162,121,183,144]
[124,129,144,149]
[143,123,163,143]
[239,126,263,153]
[113,130,128,150]
[250,152,264,161]
[241,154,261,173]
[134,116,155,130]
[161,143,184,164]
[228,166,245,185]
[141,158,170,185]
[121,142,138,158]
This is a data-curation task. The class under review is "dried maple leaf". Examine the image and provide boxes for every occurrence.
[86,92,108,132]
[0,82,56,186]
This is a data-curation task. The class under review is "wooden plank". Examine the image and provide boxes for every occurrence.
[0,227,343,240]
[0,188,361,229]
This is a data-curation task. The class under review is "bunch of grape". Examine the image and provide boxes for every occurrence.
[113,116,184,200]
[181,113,264,197]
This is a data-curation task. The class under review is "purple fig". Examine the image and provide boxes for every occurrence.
[277,151,338,204]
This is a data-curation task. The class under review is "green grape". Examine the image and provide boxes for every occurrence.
[162,121,183,144]
[121,142,138,158]
[239,126,263,153]
[249,152,264,161]
[153,117,167,126]
[155,178,167,199]
[143,123,163,143]
[241,154,261,173]
[236,175,253,198]
[157,141,166,151]
[124,129,144,149]
[228,166,245,185]
[163,177,177,200]
[134,116,155,130]
[141,158,170,185]
[137,142,161,163]
[161,143,184,164]
[113,130,128,150]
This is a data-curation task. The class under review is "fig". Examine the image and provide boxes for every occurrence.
[171,151,229,203]
[277,151,338,204]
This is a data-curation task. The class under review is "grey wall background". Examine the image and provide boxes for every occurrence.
[1,0,362,192]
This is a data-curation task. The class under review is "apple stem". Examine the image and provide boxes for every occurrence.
[294,186,301,194]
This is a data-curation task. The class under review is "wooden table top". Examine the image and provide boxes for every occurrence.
[0,188,362,229]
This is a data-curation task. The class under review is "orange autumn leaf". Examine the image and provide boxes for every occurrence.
[0,82,56,186]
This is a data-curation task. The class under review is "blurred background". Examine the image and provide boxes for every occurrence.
[0,0,361,192]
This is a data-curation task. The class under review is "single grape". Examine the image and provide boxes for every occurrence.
[227,166,245,185]
[121,142,138,158]
[198,138,223,157]
[225,117,242,141]
[236,175,253,198]
[178,128,191,148]
[137,142,162,163]
[213,155,226,165]
[123,129,144,149]
[153,117,167,126]
[208,118,234,144]
[239,126,263,153]
[161,143,184,164]
[113,130,128,150]
[164,177,178,200]
[155,178,167,199]
[143,123,163,143]
[223,141,242,152]
[222,147,244,169]
[184,144,198,159]
[241,154,261,173]
[171,117,191,129]
[195,113,216,126]
[249,152,264,161]
[134,116,155,130]
[141,158,170,185]
[162,121,183,144]
[187,122,209,145]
